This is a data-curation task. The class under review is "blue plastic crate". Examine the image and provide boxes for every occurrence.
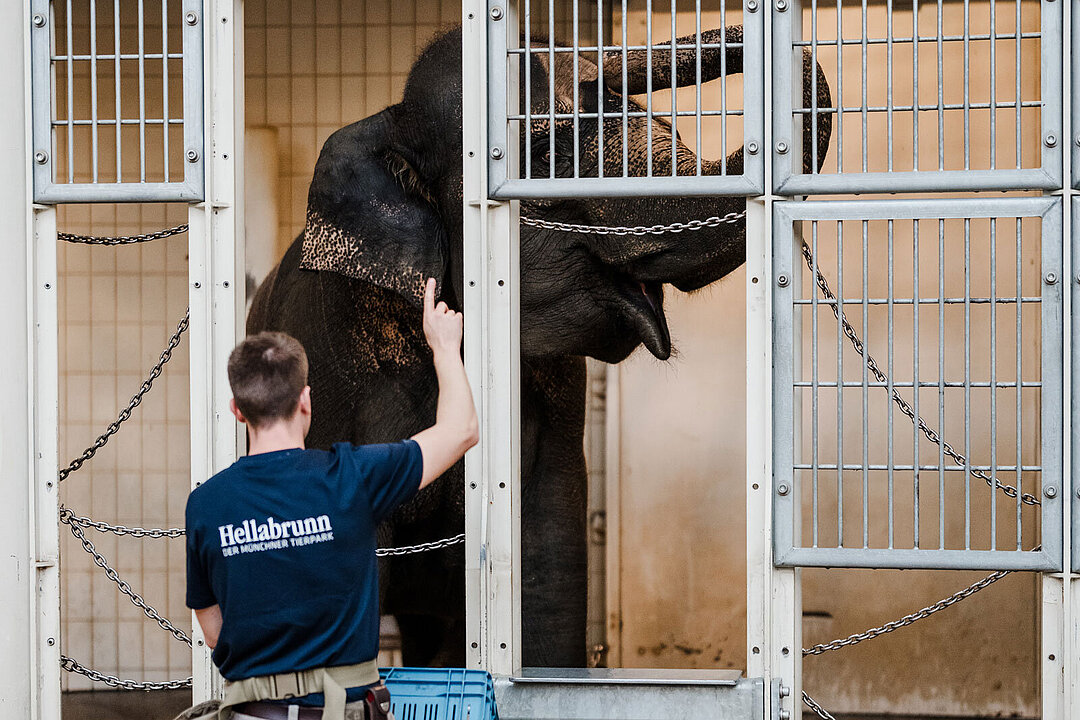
[380,667,498,720]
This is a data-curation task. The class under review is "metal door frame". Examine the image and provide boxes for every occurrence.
[772,197,1064,571]
[29,0,205,203]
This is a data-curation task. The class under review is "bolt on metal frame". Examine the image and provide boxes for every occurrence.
[29,0,204,203]
[487,0,764,198]
[772,0,1062,194]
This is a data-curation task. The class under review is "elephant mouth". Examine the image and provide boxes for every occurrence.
[614,275,671,360]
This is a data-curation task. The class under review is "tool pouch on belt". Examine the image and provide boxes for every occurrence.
[363,684,394,720]
[172,700,222,720]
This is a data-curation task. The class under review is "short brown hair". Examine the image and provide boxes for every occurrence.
[227,332,309,428]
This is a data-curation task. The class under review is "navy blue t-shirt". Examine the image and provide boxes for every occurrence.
[185,440,422,695]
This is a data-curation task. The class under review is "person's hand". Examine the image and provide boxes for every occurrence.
[422,278,463,360]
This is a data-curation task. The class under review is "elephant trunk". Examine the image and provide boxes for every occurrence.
[602,26,833,176]
[601,26,744,94]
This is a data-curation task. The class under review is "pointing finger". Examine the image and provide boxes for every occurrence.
[424,278,436,314]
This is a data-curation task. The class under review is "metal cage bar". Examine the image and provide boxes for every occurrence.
[773,197,1063,571]
[29,0,203,203]
[772,0,1063,194]
[488,0,764,198]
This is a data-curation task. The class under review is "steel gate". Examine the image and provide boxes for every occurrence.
[29,0,204,203]
[772,198,1062,570]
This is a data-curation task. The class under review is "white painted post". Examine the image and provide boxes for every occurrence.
[1051,0,1074,716]
[749,2,802,714]
[189,0,244,703]
[2,3,61,717]
[462,0,523,675]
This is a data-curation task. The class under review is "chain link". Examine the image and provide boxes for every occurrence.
[58,309,190,483]
[58,223,189,246]
[803,567,1010,657]
[375,533,465,556]
[802,692,838,720]
[61,513,193,646]
[520,211,745,236]
[800,243,1041,507]
[60,654,192,690]
[59,505,185,539]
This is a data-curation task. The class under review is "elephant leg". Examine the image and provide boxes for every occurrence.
[396,614,465,667]
[520,357,589,668]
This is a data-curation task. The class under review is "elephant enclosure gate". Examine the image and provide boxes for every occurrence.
[9,0,1079,719]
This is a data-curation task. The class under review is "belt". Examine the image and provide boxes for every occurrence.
[233,702,325,720]
[221,660,380,720]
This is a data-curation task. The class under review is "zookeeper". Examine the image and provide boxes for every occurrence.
[183,278,479,720]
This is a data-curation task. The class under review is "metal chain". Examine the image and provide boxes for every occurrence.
[61,514,193,647]
[60,654,191,691]
[802,692,838,720]
[59,505,185,539]
[375,533,465,556]
[520,211,745,236]
[803,567,1010,656]
[800,243,1041,507]
[58,223,189,246]
[58,309,190,482]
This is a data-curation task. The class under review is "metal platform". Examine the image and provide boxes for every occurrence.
[495,669,764,720]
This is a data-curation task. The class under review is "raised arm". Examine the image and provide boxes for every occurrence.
[411,278,479,489]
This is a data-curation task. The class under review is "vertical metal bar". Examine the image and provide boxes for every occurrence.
[1015,217,1022,548]
[89,0,99,182]
[1013,0,1020,169]
[913,219,920,547]
[964,217,972,549]
[621,0,628,176]
[937,0,944,170]
[812,221,820,547]
[113,0,121,181]
[962,0,970,170]
[989,0,996,169]
[670,0,676,177]
[862,219,870,547]
[138,0,146,182]
[66,0,75,183]
[645,0,653,176]
[837,220,845,546]
[162,0,170,180]
[836,0,843,174]
[596,0,604,178]
[572,0,580,178]
[548,0,555,179]
[938,218,946,547]
[912,0,918,171]
[694,0,701,176]
[990,217,997,548]
[720,0,727,174]
[811,0,819,173]
[886,0,893,172]
[525,0,532,179]
[887,219,895,548]
[180,0,204,198]
[860,0,867,172]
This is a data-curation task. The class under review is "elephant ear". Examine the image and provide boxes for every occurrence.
[300,113,447,306]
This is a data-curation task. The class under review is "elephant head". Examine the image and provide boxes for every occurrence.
[298,25,831,363]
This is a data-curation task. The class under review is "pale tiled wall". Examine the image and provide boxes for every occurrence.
[57,203,192,691]
[244,0,463,258]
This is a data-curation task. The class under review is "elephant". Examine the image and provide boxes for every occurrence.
[247,25,832,668]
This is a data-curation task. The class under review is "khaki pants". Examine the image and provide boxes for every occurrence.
[173,700,369,720]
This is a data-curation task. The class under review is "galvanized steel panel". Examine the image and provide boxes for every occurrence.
[30,0,204,203]
[772,0,1062,194]
[773,198,1062,571]
[488,0,764,198]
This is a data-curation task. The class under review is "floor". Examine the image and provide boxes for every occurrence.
[59,691,1039,720]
